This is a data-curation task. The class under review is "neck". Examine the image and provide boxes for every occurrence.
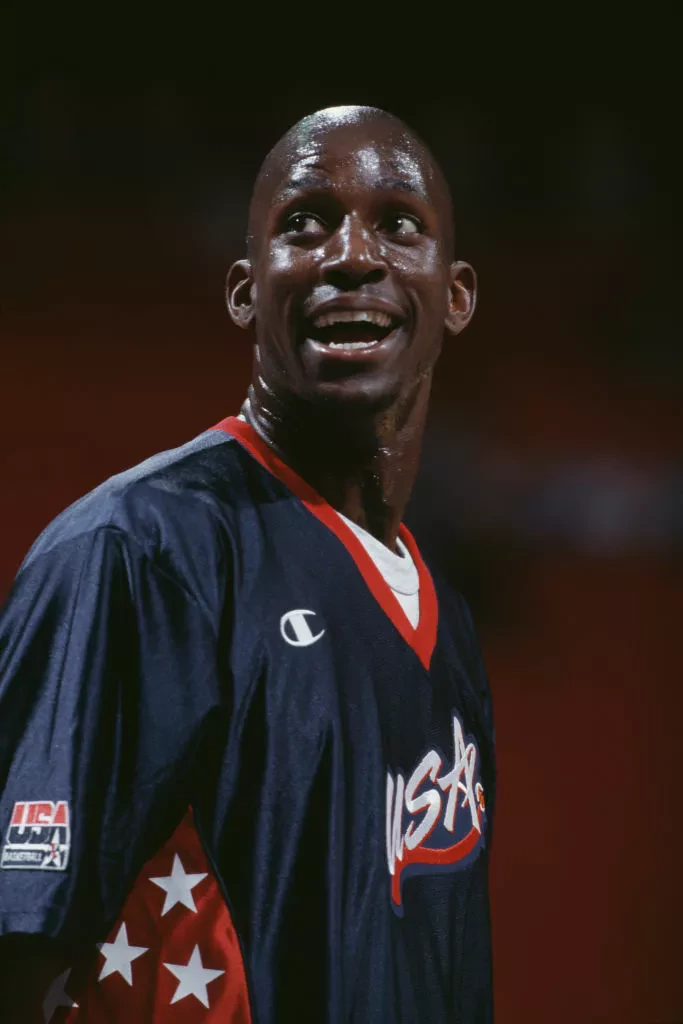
[242,378,431,552]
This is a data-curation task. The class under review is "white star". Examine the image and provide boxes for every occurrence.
[163,944,224,1008]
[149,853,207,915]
[97,922,148,985]
[43,968,79,1022]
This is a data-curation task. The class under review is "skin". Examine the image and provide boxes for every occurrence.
[227,105,477,550]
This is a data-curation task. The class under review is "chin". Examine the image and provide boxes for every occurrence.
[304,376,403,415]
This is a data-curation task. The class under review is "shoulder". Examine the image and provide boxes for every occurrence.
[16,427,257,606]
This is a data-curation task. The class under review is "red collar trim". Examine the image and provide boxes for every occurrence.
[212,415,437,670]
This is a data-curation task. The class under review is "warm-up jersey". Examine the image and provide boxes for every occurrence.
[0,417,496,1023]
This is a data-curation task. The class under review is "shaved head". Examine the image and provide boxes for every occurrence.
[227,101,475,418]
[248,105,455,258]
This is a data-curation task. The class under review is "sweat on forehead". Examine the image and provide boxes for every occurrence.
[247,105,454,254]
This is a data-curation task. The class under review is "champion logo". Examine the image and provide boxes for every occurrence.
[280,608,326,647]
[1,800,71,870]
[386,712,486,911]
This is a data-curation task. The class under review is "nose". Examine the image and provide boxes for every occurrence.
[320,214,386,289]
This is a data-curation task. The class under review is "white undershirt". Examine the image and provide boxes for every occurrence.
[337,513,420,628]
[236,412,421,627]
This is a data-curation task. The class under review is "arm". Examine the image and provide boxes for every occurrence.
[0,525,221,1013]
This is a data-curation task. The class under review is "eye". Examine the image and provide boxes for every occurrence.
[382,213,422,236]
[284,212,327,235]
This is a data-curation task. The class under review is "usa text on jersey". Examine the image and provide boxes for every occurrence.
[385,712,486,910]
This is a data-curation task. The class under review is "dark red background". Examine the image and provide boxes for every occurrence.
[1,28,681,1023]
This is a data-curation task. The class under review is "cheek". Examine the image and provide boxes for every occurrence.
[260,245,316,312]
[267,241,321,284]
[399,243,449,296]
[407,275,450,330]
[267,242,298,276]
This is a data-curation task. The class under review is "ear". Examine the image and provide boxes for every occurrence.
[444,260,477,336]
[226,259,256,329]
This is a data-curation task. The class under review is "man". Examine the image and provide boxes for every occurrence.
[0,105,495,1022]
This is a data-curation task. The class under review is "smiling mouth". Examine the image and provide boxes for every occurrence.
[304,310,403,351]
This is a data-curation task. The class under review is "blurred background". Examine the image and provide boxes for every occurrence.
[1,16,681,1023]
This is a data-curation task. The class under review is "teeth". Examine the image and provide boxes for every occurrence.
[312,310,393,329]
[325,340,380,350]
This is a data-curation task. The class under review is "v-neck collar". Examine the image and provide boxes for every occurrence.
[212,415,438,670]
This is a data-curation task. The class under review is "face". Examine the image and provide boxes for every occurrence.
[228,112,476,413]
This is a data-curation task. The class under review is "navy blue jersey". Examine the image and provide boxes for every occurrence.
[0,416,496,1022]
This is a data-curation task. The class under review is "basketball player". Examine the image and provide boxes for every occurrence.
[0,105,495,1022]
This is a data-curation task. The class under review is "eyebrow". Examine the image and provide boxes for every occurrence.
[374,177,426,199]
[274,174,429,204]
[274,173,333,201]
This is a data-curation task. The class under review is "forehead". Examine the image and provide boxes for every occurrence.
[267,120,440,204]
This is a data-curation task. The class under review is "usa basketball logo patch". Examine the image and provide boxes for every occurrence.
[1,800,71,870]
[386,712,486,912]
